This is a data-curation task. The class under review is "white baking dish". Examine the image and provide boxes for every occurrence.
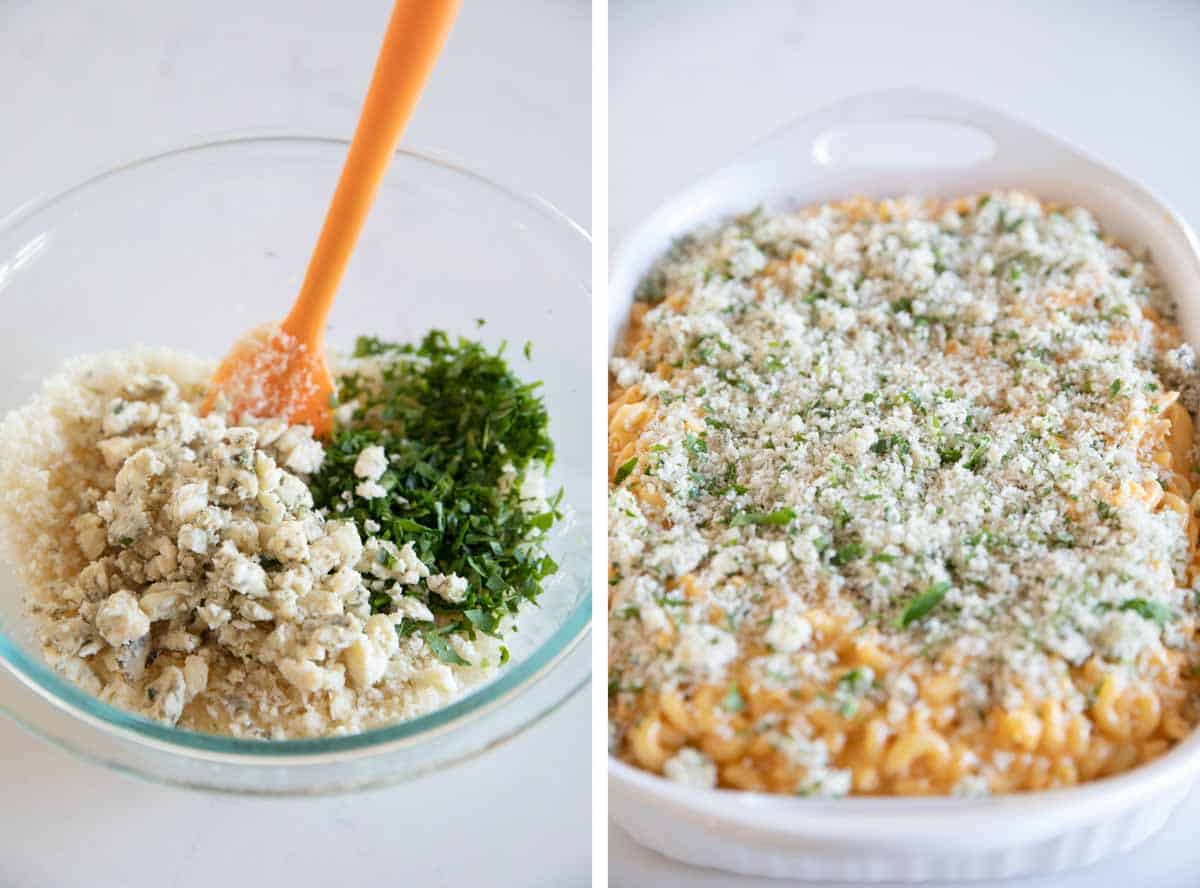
[607,88,1200,882]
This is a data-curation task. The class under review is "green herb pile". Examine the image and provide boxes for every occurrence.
[309,331,562,665]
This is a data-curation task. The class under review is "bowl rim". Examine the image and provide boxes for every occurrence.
[0,133,593,761]
[0,131,590,245]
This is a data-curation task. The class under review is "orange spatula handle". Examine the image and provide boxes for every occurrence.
[282,0,461,345]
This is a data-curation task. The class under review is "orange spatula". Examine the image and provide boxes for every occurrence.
[202,0,461,437]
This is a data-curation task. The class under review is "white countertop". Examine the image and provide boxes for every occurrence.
[610,1,1200,885]
[611,0,1200,240]
[0,2,590,886]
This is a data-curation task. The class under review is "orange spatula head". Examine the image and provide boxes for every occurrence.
[200,0,461,438]
[202,323,335,437]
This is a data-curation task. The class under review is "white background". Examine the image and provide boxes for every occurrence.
[0,2,590,887]
[610,1,1200,886]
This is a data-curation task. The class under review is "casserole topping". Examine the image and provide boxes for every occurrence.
[609,193,1200,795]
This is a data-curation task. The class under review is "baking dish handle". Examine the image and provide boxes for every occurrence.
[613,88,1200,351]
[736,87,1080,175]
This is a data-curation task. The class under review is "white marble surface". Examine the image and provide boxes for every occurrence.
[611,0,1200,240]
[610,1,1200,885]
[0,2,589,887]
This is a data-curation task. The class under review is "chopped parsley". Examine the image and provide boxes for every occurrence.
[310,332,561,658]
[838,667,872,694]
[729,507,796,528]
[830,541,866,566]
[420,627,470,666]
[897,581,951,628]
[938,444,963,466]
[963,436,990,472]
[871,433,910,456]
[637,269,667,305]
[1120,598,1174,626]
[613,457,638,486]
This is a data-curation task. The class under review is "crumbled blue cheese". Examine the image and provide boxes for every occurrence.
[798,768,853,799]
[428,572,469,604]
[662,746,718,789]
[353,444,389,499]
[1097,610,1163,662]
[952,774,992,798]
[94,590,150,647]
[764,602,812,654]
[355,480,387,499]
[353,444,388,481]
[362,538,429,586]
[343,613,401,689]
[672,623,739,681]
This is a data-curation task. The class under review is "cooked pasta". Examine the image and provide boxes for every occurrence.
[608,192,1200,796]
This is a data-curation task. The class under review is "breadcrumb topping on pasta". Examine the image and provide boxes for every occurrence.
[609,192,1200,796]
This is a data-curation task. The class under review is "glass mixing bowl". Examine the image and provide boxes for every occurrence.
[0,136,591,794]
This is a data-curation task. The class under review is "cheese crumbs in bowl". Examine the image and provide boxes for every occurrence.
[609,192,1200,797]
